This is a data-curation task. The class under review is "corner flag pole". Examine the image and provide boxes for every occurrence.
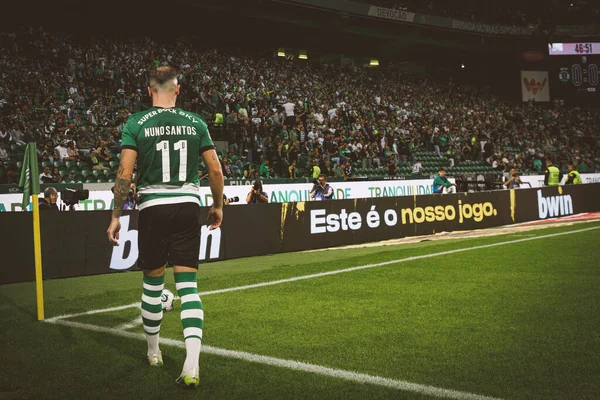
[32,192,44,321]
[19,143,44,321]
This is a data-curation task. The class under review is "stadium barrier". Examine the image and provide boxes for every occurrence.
[1,183,599,284]
[2,174,599,212]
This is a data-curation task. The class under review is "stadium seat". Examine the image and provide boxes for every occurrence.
[109,161,119,169]
[65,161,75,169]
[74,175,84,183]
[85,178,95,184]
[81,170,92,178]
[54,161,65,168]
[41,161,52,168]
[96,177,107,183]
[92,170,102,178]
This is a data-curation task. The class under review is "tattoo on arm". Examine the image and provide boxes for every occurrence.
[112,165,131,218]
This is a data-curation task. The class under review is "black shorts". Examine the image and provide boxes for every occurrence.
[138,202,201,270]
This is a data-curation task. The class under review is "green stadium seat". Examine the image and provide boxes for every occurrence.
[109,161,119,169]
[92,170,102,178]
[77,161,90,170]
[81,170,92,178]
[99,161,110,169]
[108,178,115,183]
[69,167,79,174]
[65,161,75,169]
[16,161,23,169]
[54,161,65,168]
[74,175,84,183]
[85,178,95,184]
[41,161,52,168]
[96,177,107,183]
[59,170,69,178]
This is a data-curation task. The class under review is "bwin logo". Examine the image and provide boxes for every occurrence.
[109,215,222,270]
[537,190,573,219]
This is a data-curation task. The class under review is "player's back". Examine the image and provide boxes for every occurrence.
[121,106,215,210]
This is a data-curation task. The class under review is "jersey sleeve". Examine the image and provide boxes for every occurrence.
[197,118,216,154]
[121,118,138,151]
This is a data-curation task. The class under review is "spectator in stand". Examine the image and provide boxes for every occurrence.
[39,166,54,184]
[243,164,253,178]
[288,160,297,178]
[220,156,232,178]
[259,159,271,178]
[310,159,321,179]
[54,140,72,162]
[386,154,398,176]
[412,159,423,175]
[51,167,62,183]
[283,100,296,127]
[67,141,81,162]
[0,142,9,164]
[433,168,457,194]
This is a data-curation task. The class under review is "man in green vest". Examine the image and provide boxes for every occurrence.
[565,162,583,185]
[544,159,562,186]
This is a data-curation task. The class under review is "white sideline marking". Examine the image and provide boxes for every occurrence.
[46,318,502,400]
[46,225,600,323]
[197,225,600,297]
[116,316,143,331]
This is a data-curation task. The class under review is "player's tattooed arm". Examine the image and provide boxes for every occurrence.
[112,148,137,218]
[112,165,131,218]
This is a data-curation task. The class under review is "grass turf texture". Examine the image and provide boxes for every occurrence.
[0,221,599,399]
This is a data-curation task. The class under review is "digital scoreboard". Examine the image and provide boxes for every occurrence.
[548,42,600,104]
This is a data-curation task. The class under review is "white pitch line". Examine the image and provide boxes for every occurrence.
[196,225,600,297]
[46,318,502,400]
[46,225,600,322]
[116,316,143,331]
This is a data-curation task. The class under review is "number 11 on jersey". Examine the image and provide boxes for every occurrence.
[156,140,188,182]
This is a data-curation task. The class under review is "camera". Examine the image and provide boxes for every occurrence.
[226,196,239,204]
[60,188,90,206]
[253,182,261,191]
[312,179,319,185]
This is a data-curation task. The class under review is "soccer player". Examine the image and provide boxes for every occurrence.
[106,66,224,388]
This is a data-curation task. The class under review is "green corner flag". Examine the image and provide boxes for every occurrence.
[18,143,40,209]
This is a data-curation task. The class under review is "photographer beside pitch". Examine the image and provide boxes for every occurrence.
[106,66,224,388]
[246,180,268,204]
[310,174,333,201]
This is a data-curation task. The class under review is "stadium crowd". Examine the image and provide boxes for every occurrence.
[0,27,598,185]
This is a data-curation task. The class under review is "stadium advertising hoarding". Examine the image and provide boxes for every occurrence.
[0,178,449,211]
[3,174,600,211]
[2,183,599,284]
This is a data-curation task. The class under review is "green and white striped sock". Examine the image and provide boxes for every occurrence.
[175,272,203,374]
[142,274,164,356]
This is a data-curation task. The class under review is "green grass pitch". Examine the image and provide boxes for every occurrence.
[1,221,599,399]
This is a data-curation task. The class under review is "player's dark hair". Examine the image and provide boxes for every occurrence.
[438,167,446,172]
[149,66,178,88]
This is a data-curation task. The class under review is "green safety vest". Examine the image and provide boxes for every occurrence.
[547,165,560,186]
[569,170,582,185]
[214,113,224,127]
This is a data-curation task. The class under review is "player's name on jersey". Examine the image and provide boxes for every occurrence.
[144,125,198,137]
[137,108,199,125]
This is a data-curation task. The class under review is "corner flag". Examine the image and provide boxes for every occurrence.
[18,143,40,209]
[18,143,45,321]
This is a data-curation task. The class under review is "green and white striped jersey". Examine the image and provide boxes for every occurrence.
[121,106,215,210]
